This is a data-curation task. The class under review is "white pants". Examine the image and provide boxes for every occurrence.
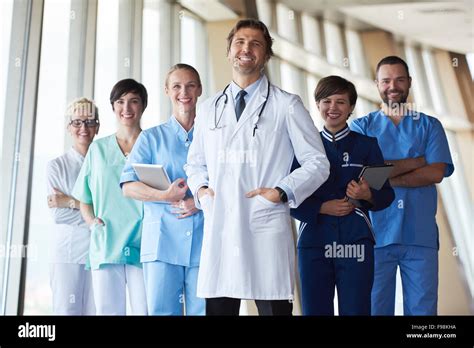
[91,264,147,315]
[50,263,95,315]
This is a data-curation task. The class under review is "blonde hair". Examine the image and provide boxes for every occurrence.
[65,97,99,122]
[165,63,202,88]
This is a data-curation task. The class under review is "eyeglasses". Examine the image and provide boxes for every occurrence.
[69,119,99,128]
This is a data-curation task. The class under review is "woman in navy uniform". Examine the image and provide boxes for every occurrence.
[291,76,394,315]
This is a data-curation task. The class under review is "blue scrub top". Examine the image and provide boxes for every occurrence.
[350,110,454,249]
[120,116,204,266]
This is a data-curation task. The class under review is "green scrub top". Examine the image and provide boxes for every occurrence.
[72,134,143,270]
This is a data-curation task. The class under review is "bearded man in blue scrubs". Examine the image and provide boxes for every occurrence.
[350,56,454,315]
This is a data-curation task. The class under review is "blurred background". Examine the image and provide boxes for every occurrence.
[0,0,472,315]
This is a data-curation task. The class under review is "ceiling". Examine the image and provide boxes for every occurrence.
[278,0,473,54]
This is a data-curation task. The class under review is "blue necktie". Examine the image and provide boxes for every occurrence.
[235,90,247,121]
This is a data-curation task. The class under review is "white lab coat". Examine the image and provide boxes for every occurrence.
[46,148,90,264]
[185,75,329,300]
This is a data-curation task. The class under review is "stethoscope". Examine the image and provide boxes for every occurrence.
[211,81,271,137]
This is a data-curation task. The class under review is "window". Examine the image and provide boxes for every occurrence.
[93,0,119,138]
[306,74,323,130]
[0,0,14,309]
[180,11,209,99]
[280,61,304,99]
[276,2,299,43]
[0,0,13,157]
[142,0,161,129]
[23,0,72,314]
[467,52,474,80]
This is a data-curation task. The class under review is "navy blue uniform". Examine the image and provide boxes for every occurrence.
[291,125,394,315]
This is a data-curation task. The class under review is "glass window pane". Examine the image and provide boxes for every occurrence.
[0,0,14,307]
[180,11,209,99]
[276,2,298,43]
[23,0,71,315]
[180,14,196,66]
[280,61,303,98]
[0,0,13,157]
[306,74,323,130]
[142,1,161,130]
[94,0,119,138]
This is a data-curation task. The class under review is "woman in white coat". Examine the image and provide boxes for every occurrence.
[185,19,329,315]
[46,98,99,314]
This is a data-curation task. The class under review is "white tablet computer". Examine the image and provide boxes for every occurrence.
[132,163,171,190]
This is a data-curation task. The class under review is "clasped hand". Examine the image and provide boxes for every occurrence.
[320,178,372,217]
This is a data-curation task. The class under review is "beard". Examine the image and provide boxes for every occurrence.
[381,89,409,107]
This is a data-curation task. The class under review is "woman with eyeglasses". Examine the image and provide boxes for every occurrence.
[46,98,99,315]
[72,79,148,315]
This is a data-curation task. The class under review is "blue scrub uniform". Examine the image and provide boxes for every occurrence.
[351,110,454,315]
[120,116,205,315]
[291,125,394,315]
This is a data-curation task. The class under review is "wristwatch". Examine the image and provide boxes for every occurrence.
[275,186,288,203]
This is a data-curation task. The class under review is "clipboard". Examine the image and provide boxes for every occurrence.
[132,163,171,190]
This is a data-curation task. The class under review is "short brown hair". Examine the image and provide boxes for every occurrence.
[314,75,358,106]
[226,19,273,59]
[110,78,148,111]
[375,55,410,79]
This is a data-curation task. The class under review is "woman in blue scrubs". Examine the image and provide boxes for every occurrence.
[291,76,394,315]
[120,64,205,315]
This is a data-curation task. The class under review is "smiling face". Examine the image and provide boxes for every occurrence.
[317,93,354,133]
[68,110,99,148]
[165,68,202,117]
[112,92,144,127]
[227,27,269,79]
[376,63,412,107]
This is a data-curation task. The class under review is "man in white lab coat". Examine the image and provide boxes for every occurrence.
[185,19,329,315]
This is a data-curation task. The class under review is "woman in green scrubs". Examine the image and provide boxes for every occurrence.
[73,79,148,315]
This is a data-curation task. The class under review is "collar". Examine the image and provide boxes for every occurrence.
[321,124,350,142]
[230,75,263,102]
[169,115,193,143]
[69,146,85,161]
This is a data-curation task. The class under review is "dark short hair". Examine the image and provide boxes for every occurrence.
[375,56,410,78]
[165,63,202,87]
[110,78,148,111]
[226,19,273,58]
[314,75,358,106]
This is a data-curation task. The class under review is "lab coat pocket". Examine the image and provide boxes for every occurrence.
[255,194,279,207]
[251,195,289,234]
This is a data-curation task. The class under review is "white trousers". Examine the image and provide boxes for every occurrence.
[91,264,147,315]
[50,263,95,315]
